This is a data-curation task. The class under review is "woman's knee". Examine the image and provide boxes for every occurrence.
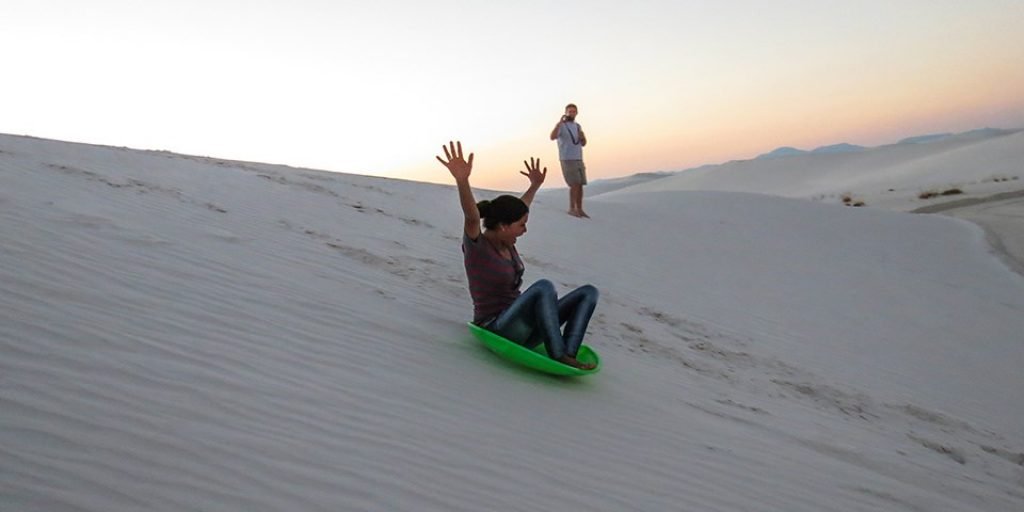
[578,284,599,302]
[530,279,557,296]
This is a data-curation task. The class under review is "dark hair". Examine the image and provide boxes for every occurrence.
[477,195,528,230]
[565,103,577,110]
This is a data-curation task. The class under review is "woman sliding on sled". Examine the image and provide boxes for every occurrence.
[437,140,599,370]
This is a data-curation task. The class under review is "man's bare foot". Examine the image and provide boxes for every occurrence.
[568,209,582,217]
[556,355,596,370]
[578,210,591,218]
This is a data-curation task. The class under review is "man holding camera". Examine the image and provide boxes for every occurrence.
[550,103,589,218]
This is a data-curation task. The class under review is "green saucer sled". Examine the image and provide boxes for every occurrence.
[467,322,601,376]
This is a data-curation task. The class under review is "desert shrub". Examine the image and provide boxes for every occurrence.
[940,188,963,196]
[984,175,1019,183]
[918,190,939,199]
[839,192,865,207]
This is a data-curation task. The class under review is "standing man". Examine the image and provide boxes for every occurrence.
[550,103,589,218]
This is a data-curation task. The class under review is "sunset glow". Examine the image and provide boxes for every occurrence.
[3,0,1023,191]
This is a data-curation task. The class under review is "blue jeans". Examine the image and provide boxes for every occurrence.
[485,279,599,359]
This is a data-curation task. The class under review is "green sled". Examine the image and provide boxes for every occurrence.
[467,322,601,376]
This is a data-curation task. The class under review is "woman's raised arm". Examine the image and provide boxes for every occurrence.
[519,157,547,207]
[436,140,481,239]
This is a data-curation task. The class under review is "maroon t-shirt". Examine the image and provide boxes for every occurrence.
[463,233,524,324]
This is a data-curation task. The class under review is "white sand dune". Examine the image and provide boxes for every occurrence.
[595,129,1024,211]
[2,133,1024,511]
[911,189,1024,276]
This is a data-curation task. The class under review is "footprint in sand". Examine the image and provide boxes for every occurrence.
[257,173,341,198]
[300,172,336,182]
[907,434,967,464]
[979,445,1024,466]
[44,163,228,213]
[886,404,976,433]
[771,379,879,420]
[638,305,712,340]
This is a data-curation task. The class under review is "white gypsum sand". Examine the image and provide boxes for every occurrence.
[2,133,1023,511]
[586,128,1024,272]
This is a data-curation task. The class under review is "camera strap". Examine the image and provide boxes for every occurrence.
[564,122,581,146]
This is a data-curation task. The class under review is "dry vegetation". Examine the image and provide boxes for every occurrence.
[840,193,866,207]
[983,175,1020,183]
[919,188,964,200]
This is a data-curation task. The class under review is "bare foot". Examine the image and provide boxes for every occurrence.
[567,209,582,217]
[578,210,591,218]
[557,355,596,370]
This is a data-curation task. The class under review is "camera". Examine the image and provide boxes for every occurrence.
[561,115,571,122]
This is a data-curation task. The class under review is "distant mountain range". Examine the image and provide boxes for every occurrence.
[896,133,953,145]
[572,127,1022,196]
[812,143,866,154]
[754,127,1018,160]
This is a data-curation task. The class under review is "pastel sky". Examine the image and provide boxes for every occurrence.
[3,0,1023,190]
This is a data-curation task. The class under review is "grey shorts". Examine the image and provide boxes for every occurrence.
[560,160,587,186]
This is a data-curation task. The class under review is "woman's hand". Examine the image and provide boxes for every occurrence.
[438,140,481,237]
[519,157,547,207]
[436,140,473,182]
[520,157,547,188]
